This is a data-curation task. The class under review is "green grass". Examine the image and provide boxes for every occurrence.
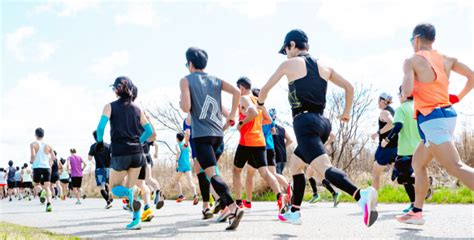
[0,222,79,240]
[248,185,473,204]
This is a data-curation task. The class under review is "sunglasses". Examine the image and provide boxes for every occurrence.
[185,62,189,68]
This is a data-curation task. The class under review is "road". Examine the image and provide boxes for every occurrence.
[1,198,473,239]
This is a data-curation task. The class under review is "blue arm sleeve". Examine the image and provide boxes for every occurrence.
[139,123,153,144]
[96,115,109,142]
[387,122,403,141]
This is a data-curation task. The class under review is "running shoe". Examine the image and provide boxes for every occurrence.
[236,201,243,209]
[176,195,185,203]
[82,194,87,199]
[308,194,321,204]
[75,200,81,205]
[278,210,301,225]
[333,192,341,207]
[242,200,252,210]
[202,208,213,220]
[126,218,141,230]
[216,207,230,222]
[396,210,425,225]
[46,204,52,212]
[39,189,46,204]
[105,200,113,209]
[403,204,414,213]
[140,208,153,222]
[193,195,199,205]
[357,187,378,227]
[225,207,244,230]
[211,199,223,214]
[154,191,164,210]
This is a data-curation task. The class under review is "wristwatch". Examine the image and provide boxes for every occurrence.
[239,121,244,126]
[257,100,265,106]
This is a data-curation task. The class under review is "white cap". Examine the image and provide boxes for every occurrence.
[379,92,393,101]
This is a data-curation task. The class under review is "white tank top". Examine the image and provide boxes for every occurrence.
[32,141,51,169]
[0,172,6,184]
[22,169,32,182]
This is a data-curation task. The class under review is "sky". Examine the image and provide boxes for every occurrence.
[1,0,473,168]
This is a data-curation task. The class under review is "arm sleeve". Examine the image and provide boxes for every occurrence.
[96,115,109,142]
[387,122,403,141]
[139,123,153,144]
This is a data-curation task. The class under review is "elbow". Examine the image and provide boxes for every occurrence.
[346,84,354,95]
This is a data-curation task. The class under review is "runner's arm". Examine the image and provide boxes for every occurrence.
[402,58,415,99]
[259,62,287,105]
[379,110,394,134]
[139,108,152,144]
[30,143,36,163]
[451,58,474,101]
[326,67,354,121]
[240,96,258,125]
[221,80,241,124]
[179,77,191,113]
[175,145,181,161]
[96,104,111,143]
[153,143,159,159]
[261,106,273,125]
[145,112,157,142]
[284,129,293,148]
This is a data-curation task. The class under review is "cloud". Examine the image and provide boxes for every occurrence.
[5,26,57,62]
[88,51,130,78]
[316,0,471,40]
[115,3,158,27]
[213,0,280,19]
[30,0,99,17]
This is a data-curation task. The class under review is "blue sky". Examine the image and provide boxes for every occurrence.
[1,0,473,167]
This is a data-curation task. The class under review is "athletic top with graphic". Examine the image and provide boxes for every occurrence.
[187,72,223,139]
[68,155,83,177]
[273,124,287,163]
[14,171,21,182]
[89,142,111,168]
[22,169,32,182]
[0,172,6,184]
[32,141,51,169]
[378,106,398,148]
[7,166,16,181]
[239,96,266,147]
[288,53,327,117]
[393,101,421,156]
[177,142,191,172]
[412,50,451,118]
[262,121,276,150]
[110,98,144,156]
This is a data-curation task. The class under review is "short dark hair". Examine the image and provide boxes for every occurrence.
[92,131,97,141]
[16,166,19,170]
[251,88,260,97]
[237,77,252,90]
[35,128,44,138]
[23,163,28,168]
[70,148,76,154]
[8,160,13,166]
[186,47,208,70]
[112,76,134,101]
[176,133,185,142]
[413,23,436,42]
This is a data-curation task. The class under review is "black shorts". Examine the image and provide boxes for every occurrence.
[71,177,82,188]
[50,173,60,183]
[7,181,16,189]
[33,168,51,184]
[374,146,397,166]
[392,155,414,184]
[138,165,147,180]
[23,182,33,189]
[111,153,146,171]
[234,145,267,169]
[266,149,276,166]
[15,181,21,188]
[60,179,69,184]
[293,113,331,164]
[193,136,224,170]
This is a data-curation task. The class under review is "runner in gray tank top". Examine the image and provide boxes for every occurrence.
[179,47,244,230]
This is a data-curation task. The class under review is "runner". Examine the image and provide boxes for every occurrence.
[21,163,33,201]
[58,158,70,200]
[0,168,6,199]
[370,93,398,190]
[50,152,61,200]
[68,148,86,204]
[269,109,293,175]
[397,23,474,225]
[6,160,16,202]
[179,47,244,230]
[174,133,198,204]
[258,29,378,227]
[30,127,56,212]
[89,131,113,208]
[95,76,153,230]
[14,166,21,200]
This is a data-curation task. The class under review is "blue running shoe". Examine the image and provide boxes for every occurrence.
[278,210,301,225]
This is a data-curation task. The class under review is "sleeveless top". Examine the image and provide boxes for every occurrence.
[238,96,266,147]
[22,169,32,182]
[378,106,398,148]
[110,98,144,156]
[32,141,51,169]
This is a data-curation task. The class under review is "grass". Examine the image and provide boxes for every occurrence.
[0,222,79,240]
[249,185,473,204]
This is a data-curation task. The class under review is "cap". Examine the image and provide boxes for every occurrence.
[236,77,252,89]
[379,92,393,101]
[279,29,309,55]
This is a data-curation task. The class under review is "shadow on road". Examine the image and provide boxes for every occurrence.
[396,227,472,240]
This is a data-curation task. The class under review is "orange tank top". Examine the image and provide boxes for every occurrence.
[239,96,266,147]
[412,50,451,118]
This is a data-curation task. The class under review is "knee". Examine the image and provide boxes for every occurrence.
[233,168,242,175]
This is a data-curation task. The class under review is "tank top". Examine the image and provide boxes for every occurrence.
[177,142,191,168]
[51,159,59,174]
[60,170,69,180]
[32,141,51,169]
[7,166,16,181]
[69,155,83,177]
[187,72,224,139]
[110,98,144,157]
[239,96,266,147]
[413,50,451,118]
[378,106,398,148]
[22,169,32,182]
[288,53,328,117]
[14,171,21,181]
[0,172,6,184]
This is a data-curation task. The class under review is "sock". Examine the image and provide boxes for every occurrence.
[144,204,149,211]
[54,187,59,196]
[100,189,109,201]
[322,179,336,195]
[197,172,210,202]
[210,175,234,206]
[46,202,51,207]
[292,174,306,207]
[324,167,358,199]
[309,177,318,195]
[236,199,242,205]
[276,192,281,201]
[112,186,130,198]
[155,189,161,196]
[291,206,300,212]
[133,210,140,220]
[404,184,416,203]
[412,207,422,213]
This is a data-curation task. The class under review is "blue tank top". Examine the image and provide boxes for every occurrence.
[7,167,16,181]
[288,53,327,117]
[110,98,144,157]
[177,142,191,169]
[262,122,275,150]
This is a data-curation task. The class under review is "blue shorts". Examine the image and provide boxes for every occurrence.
[177,165,192,173]
[374,146,397,166]
[417,106,457,147]
[95,168,109,186]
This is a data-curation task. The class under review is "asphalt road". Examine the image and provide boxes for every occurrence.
[1,198,473,239]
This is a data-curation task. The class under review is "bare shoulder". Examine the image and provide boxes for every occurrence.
[316,59,333,81]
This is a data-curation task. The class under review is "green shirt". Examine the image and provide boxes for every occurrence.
[393,101,421,156]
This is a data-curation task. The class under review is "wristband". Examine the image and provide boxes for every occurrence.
[257,101,265,106]
[239,121,244,126]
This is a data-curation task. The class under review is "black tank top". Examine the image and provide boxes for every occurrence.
[378,106,398,148]
[288,53,327,117]
[110,98,144,157]
[51,159,58,174]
